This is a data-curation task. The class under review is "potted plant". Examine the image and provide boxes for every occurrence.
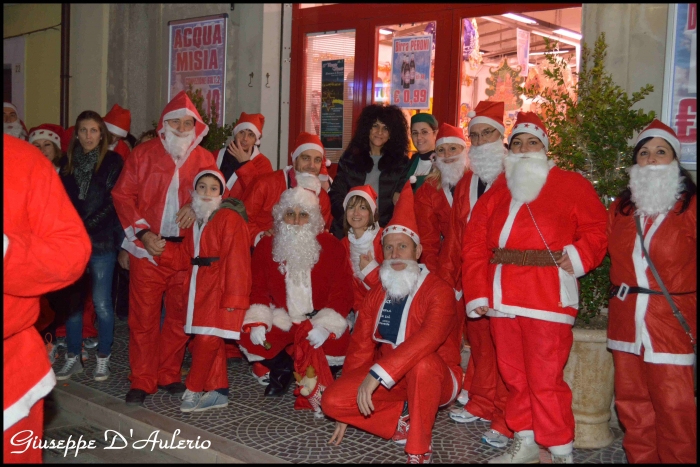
[520,32,655,448]
[186,85,238,152]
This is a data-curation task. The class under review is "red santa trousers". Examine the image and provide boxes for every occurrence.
[490,316,574,448]
[612,349,696,464]
[3,399,43,463]
[464,316,512,437]
[186,335,228,392]
[128,256,188,393]
[322,353,454,455]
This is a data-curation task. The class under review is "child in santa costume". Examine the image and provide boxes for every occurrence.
[238,178,353,399]
[438,101,512,449]
[112,90,219,406]
[104,103,132,161]
[4,135,92,462]
[157,169,251,413]
[240,132,333,246]
[462,111,608,463]
[323,182,463,465]
[607,119,696,463]
[340,185,384,313]
[213,112,273,199]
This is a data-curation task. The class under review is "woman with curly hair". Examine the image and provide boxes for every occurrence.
[329,104,410,238]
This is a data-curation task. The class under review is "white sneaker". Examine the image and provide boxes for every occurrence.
[193,391,229,412]
[488,432,539,464]
[456,389,470,406]
[56,354,84,381]
[94,354,111,381]
[180,389,203,413]
[56,336,67,348]
[551,453,573,464]
[449,406,488,423]
[482,429,509,448]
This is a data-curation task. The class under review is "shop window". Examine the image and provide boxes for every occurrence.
[304,29,356,162]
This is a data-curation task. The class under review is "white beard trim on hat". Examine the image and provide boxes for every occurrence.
[628,159,684,217]
[191,191,222,223]
[379,259,422,301]
[468,139,506,184]
[163,124,196,161]
[4,122,27,140]
[434,150,467,189]
[504,149,554,203]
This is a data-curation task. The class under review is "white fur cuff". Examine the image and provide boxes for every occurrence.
[310,308,348,338]
[243,304,273,331]
[272,307,293,332]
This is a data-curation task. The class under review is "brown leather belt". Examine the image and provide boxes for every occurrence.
[490,248,563,267]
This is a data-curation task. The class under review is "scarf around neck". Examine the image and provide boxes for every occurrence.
[73,145,100,200]
[347,223,380,276]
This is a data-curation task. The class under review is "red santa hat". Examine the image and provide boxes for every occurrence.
[467,100,505,135]
[103,103,131,138]
[343,185,378,213]
[436,122,467,148]
[157,90,209,151]
[28,123,64,147]
[291,132,327,164]
[62,126,75,153]
[3,102,18,114]
[193,169,227,195]
[636,118,681,156]
[233,112,265,145]
[508,111,549,152]
[382,181,420,245]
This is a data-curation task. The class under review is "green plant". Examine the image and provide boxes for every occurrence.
[520,33,656,324]
[186,84,237,152]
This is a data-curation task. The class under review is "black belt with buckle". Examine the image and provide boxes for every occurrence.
[305,309,319,319]
[162,236,185,243]
[191,256,220,266]
[610,284,695,300]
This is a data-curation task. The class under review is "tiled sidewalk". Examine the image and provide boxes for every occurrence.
[50,319,627,463]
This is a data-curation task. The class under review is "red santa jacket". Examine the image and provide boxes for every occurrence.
[110,139,131,162]
[341,226,384,312]
[415,178,453,273]
[112,92,217,264]
[462,166,608,324]
[3,135,92,431]
[606,197,696,364]
[437,172,506,292]
[157,206,251,339]
[242,233,353,344]
[214,146,273,199]
[240,166,333,246]
[344,266,463,398]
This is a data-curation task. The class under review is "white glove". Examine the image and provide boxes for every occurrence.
[307,326,331,349]
[250,326,267,347]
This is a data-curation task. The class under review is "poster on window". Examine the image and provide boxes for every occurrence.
[663,3,696,169]
[168,14,228,126]
[391,35,432,109]
[321,59,344,149]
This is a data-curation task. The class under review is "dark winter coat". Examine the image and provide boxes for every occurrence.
[329,147,410,239]
[60,150,124,256]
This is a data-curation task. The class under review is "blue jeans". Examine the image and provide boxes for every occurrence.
[66,251,117,356]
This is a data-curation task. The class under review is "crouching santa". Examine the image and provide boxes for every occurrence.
[238,177,354,404]
[156,169,252,413]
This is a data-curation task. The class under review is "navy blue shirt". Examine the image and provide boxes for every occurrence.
[376,295,409,345]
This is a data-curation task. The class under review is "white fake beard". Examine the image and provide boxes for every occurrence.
[4,122,26,140]
[273,221,321,277]
[468,140,506,184]
[434,151,467,188]
[191,191,222,222]
[628,160,684,217]
[379,259,421,300]
[504,149,551,203]
[163,124,195,160]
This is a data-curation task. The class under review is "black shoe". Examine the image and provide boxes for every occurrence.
[125,389,147,406]
[263,351,294,397]
[158,381,186,396]
[330,365,342,379]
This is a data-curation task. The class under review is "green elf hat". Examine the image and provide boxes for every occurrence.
[410,112,438,130]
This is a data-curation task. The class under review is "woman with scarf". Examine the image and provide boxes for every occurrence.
[55,111,123,383]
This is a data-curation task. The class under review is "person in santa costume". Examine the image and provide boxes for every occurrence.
[3,102,29,140]
[340,185,384,313]
[4,135,92,463]
[407,112,439,192]
[439,101,512,449]
[237,178,353,398]
[606,119,696,464]
[240,131,333,246]
[28,123,65,170]
[213,112,273,199]
[157,169,252,413]
[323,181,463,464]
[462,111,608,463]
[103,103,133,161]
[112,90,218,406]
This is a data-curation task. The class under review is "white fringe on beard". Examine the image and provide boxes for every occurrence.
[468,139,506,184]
[434,151,467,189]
[191,191,222,223]
[628,159,684,217]
[4,122,27,140]
[163,124,195,160]
[379,259,421,300]
[504,149,552,203]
